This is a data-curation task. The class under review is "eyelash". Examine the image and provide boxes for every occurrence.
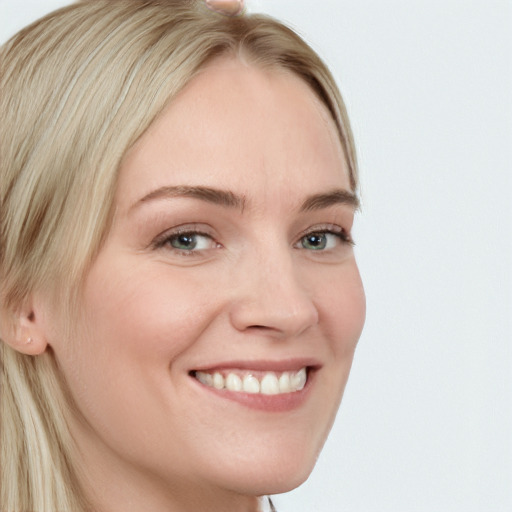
[152,225,354,256]
[306,226,353,243]
[296,226,354,253]
[152,227,217,256]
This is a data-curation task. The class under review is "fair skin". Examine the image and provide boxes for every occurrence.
[27,57,365,512]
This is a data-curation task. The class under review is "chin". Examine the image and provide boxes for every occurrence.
[235,463,314,497]
[258,467,313,496]
[207,439,322,497]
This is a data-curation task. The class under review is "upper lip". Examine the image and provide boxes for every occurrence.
[190,358,322,373]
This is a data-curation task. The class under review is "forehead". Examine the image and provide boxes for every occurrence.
[117,57,350,210]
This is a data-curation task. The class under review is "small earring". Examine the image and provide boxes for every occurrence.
[26,337,33,345]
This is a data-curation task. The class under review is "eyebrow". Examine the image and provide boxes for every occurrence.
[132,185,359,212]
[299,189,360,212]
[133,185,246,211]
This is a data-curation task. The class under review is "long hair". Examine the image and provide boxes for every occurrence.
[0,1,358,510]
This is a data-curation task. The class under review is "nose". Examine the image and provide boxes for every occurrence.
[229,248,319,339]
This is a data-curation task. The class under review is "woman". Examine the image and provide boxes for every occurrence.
[0,1,365,510]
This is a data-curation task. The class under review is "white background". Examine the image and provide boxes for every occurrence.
[1,1,510,511]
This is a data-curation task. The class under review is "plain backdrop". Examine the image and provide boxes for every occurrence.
[1,1,511,511]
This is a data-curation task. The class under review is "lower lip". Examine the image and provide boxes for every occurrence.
[189,370,314,412]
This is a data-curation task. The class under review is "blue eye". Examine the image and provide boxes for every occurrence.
[300,230,353,251]
[170,233,198,250]
[159,231,216,253]
[302,233,329,250]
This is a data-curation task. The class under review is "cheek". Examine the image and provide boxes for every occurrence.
[59,260,219,424]
[52,261,230,471]
[317,260,366,357]
[80,261,219,362]
[303,260,365,441]
[314,261,365,426]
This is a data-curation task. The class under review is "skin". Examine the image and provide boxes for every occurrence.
[36,57,366,512]
[205,0,244,16]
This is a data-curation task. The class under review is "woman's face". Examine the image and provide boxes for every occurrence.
[47,57,365,506]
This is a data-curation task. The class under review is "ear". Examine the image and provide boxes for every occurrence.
[0,296,49,356]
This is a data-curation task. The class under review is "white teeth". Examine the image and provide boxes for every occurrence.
[243,375,260,394]
[225,373,242,392]
[278,372,291,393]
[260,373,280,395]
[194,368,308,395]
[213,372,224,390]
[196,371,213,387]
[290,367,307,391]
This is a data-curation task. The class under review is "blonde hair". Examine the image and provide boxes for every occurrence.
[0,1,358,510]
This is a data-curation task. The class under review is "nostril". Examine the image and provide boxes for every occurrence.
[246,325,285,334]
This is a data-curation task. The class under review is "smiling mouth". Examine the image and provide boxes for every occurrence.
[190,367,308,395]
